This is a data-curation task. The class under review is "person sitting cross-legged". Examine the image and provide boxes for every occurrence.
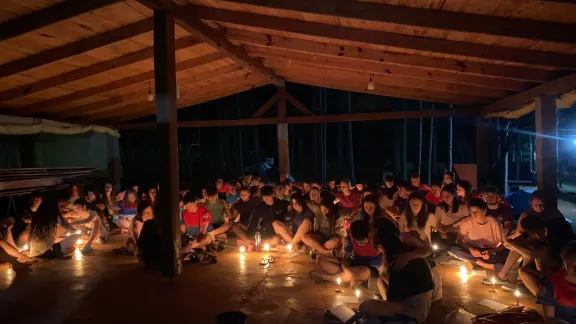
[232,185,289,251]
[271,193,315,251]
[302,195,346,257]
[448,198,509,273]
[310,220,382,287]
[519,240,576,324]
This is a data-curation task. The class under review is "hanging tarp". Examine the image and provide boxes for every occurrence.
[485,90,576,118]
[0,115,119,137]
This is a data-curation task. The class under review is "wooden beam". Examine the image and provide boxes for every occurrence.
[113,106,480,129]
[265,58,508,98]
[152,10,182,277]
[0,0,120,42]
[94,73,265,121]
[251,93,278,118]
[227,29,556,83]
[274,69,493,104]
[481,72,576,114]
[535,96,558,208]
[282,89,313,116]
[59,66,242,118]
[1,36,201,104]
[220,0,576,45]
[0,19,154,78]
[277,86,290,174]
[196,6,576,69]
[246,46,529,92]
[17,51,227,115]
[141,0,283,86]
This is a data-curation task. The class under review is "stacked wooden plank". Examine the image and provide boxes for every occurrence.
[0,167,94,197]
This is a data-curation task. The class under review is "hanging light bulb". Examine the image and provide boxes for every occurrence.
[147,81,154,102]
[367,73,374,90]
[176,83,180,99]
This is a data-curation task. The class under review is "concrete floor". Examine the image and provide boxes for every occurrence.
[0,234,537,324]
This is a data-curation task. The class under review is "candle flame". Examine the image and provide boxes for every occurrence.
[491,276,496,284]
[287,244,292,252]
[355,289,360,298]
[239,246,246,253]
[515,290,521,297]
[432,244,438,251]
[336,277,341,285]
[23,244,29,251]
[76,239,83,245]
[264,243,270,251]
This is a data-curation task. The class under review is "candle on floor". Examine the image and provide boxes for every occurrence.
[491,276,497,292]
[75,230,81,235]
[336,277,342,293]
[432,244,438,251]
[239,246,246,254]
[459,265,469,283]
[355,289,360,299]
[264,243,270,253]
[76,239,83,245]
[287,244,292,258]
[515,289,521,306]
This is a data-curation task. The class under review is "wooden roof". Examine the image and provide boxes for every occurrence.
[1,0,575,123]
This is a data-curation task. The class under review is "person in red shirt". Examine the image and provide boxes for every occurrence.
[410,173,430,191]
[334,178,362,211]
[180,193,213,238]
[521,240,576,324]
[425,183,443,207]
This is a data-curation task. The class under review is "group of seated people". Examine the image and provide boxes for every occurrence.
[1,171,575,324]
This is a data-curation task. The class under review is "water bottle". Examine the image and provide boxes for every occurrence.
[254,231,261,252]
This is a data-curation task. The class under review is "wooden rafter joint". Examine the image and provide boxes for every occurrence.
[280,88,314,116]
[138,0,284,86]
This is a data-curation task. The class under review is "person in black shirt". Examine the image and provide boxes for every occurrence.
[232,186,288,251]
[358,229,435,324]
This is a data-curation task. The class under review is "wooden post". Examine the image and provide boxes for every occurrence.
[347,91,356,184]
[418,101,422,175]
[427,104,434,184]
[448,105,453,171]
[476,117,490,190]
[402,100,408,179]
[236,94,244,175]
[153,10,181,277]
[516,135,521,181]
[277,87,290,175]
[535,96,558,208]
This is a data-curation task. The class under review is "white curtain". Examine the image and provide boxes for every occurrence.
[0,115,120,137]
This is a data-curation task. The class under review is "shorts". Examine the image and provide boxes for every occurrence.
[400,291,432,323]
[186,224,214,238]
[37,243,63,259]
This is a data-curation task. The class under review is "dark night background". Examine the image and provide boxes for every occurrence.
[118,82,576,193]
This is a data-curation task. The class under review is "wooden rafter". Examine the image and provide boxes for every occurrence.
[17,51,227,115]
[58,66,242,118]
[265,59,508,99]
[0,0,120,42]
[249,46,528,91]
[227,30,556,83]
[0,19,154,78]
[251,93,278,118]
[219,0,576,45]
[196,6,576,68]
[112,106,480,129]
[281,89,313,116]
[1,36,201,104]
[481,72,576,114]
[140,0,284,86]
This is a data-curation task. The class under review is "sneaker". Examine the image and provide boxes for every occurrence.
[481,276,508,286]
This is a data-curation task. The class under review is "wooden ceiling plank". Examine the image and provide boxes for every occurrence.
[264,58,509,98]
[16,50,226,116]
[0,0,121,42]
[66,66,244,118]
[140,0,283,86]
[1,36,201,104]
[195,6,576,69]
[220,0,576,45]
[481,72,576,114]
[227,30,557,83]
[91,72,263,120]
[251,93,278,118]
[0,19,154,78]
[249,46,529,91]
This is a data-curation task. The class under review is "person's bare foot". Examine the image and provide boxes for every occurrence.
[17,255,36,263]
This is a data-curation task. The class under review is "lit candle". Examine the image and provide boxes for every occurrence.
[432,244,438,251]
[75,230,81,235]
[335,277,342,293]
[491,276,497,292]
[287,244,292,258]
[264,243,270,253]
[239,246,246,254]
[66,232,71,237]
[23,244,29,251]
[76,239,83,245]
[515,289,521,306]
[355,289,360,299]
[459,265,469,283]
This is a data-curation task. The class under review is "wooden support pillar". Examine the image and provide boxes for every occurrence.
[277,87,290,175]
[476,117,490,190]
[153,10,182,277]
[535,96,558,208]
